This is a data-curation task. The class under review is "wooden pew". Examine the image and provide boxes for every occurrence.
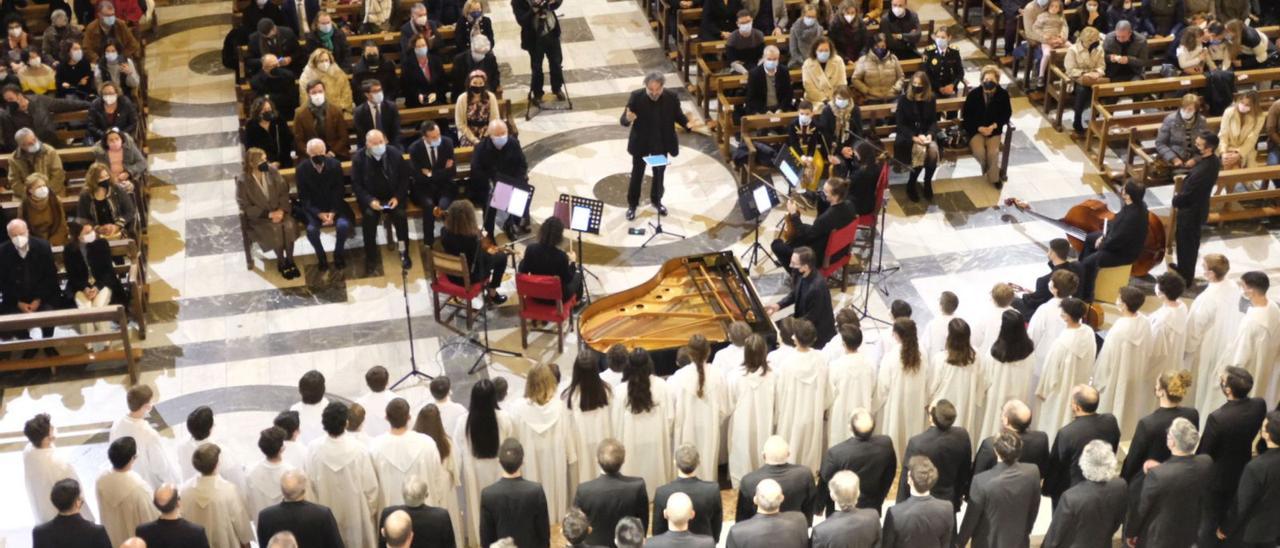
[1167,166,1280,251]
[0,306,140,384]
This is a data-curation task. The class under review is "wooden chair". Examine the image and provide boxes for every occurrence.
[821,220,860,292]
[427,247,484,330]
[516,273,577,354]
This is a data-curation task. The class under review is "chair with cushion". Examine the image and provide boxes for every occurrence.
[515,273,577,354]
[428,247,484,330]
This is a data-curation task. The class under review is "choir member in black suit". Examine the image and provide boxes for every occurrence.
[896,399,972,513]
[1041,440,1128,548]
[972,399,1051,480]
[1011,239,1085,318]
[725,479,810,548]
[764,247,836,349]
[651,445,722,541]
[31,479,111,548]
[1079,180,1149,301]
[736,436,817,525]
[1044,385,1121,507]
[811,471,881,548]
[645,493,717,548]
[1121,370,1199,529]
[1129,418,1214,548]
[561,508,605,548]
[136,484,211,548]
[881,456,955,548]
[1218,410,1280,547]
[518,217,583,302]
[574,438,649,548]
[479,439,550,548]
[818,409,897,515]
[1198,366,1269,548]
[956,432,1041,548]
[407,121,455,247]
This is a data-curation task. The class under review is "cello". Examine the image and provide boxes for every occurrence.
[1003,197,1166,277]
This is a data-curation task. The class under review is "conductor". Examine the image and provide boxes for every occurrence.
[621,72,690,221]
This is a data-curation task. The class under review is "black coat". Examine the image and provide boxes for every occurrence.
[893,96,937,164]
[248,67,300,117]
[296,156,354,221]
[651,477,723,540]
[646,530,717,548]
[1170,152,1220,223]
[1121,406,1200,481]
[353,99,402,144]
[135,518,211,548]
[810,508,881,548]
[479,477,550,548]
[879,9,922,58]
[1044,413,1121,501]
[351,144,410,208]
[243,119,295,165]
[962,86,1012,137]
[736,463,816,525]
[881,495,955,548]
[1098,200,1148,265]
[956,462,1041,548]
[518,242,575,300]
[844,163,880,216]
[922,44,964,92]
[744,64,795,115]
[88,96,139,142]
[400,52,449,107]
[1016,261,1085,316]
[450,51,501,99]
[1224,448,1280,544]
[1041,477,1128,548]
[1132,454,1213,548]
[621,88,688,157]
[972,429,1051,482]
[304,28,351,70]
[255,500,345,548]
[247,28,302,74]
[1198,398,1268,501]
[818,434,897,514]
[352,56,400,105]
[378,504,455,548]
[428,0,465,25]
[897,426,972,512]
[32,514,111,548]
[0,238,60,310]
[470,136,529,184]
[777,269,837,347]
[64,238,124,304]
[787,195,856,263]
[399,20,442,57]
[512,0,563,51]
[408,135,457,197]
[699,0,743,41]
[453,15,495,52]
[574,472,649,547]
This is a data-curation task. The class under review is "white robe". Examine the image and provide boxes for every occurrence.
[356,389,401,438]
[109,415,181,489]
[290,399,329,445]
[244,459,293,521]
[175,429,246,495]
[1027,297,1067,397]
[774,349,833,472]
[95,469,159,546]
[509,398,577,525]
[1148,303,1189,378]
[565,398,612,485]
[370,431,448,510]
[433,400,470,436]
[280,439,308,471]
[1186,280,1243,410]
[726,368,777,488]
[711,344,746,381]
[180,475,254,548]
[456,410,514,548]
[305,434,380,548]
[1035,325,1097,434]
[979,353,1036,442]
[927,351,989,433]
[826,350,878,448]
[439,451,465,548]
[876,347,931,455]
[975,305,1013,354]
[1207,301,1280,412]
[612,377,674,500]
[921,313,955,360]
[1092,314,1154,438]
[670,363,730,483]
[600,369,624,388]
[23,445,93,523]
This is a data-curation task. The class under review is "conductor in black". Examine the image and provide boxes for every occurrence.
[621,71,690,221]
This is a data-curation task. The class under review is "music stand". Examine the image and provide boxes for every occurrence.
[554,194,604,304]
[466,176,530,375]
[737,182,779,268]
[639,155,685,247]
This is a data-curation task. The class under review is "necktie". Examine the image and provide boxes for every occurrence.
[372,104,380,130]
[429,145,437,166]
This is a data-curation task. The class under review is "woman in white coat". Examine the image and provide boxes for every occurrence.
[876,318,930,455]
[413,404,464,548]
[928,318,988,433]
[611,349,674,499]
[562,353,613,486]
[670,335,729,483]
[454,379,514,547]
[979,310,1037,442]
[509,364,577,525]
[727,334,777,488]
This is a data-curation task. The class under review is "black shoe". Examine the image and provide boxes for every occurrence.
[365,257,380,273]
[906,181,920,202]
[529,93,543,106]
[22,348,38,359]
[43,347,58,357]
[317,257,330,272]
[923,181,934,201]
[284,261,301,279]
[334,252,346,270]
[487,292,509,305]
[401,254,412,270]
[626,207,636,221]
[554,90,567,101]
[655,203,668,216]
[502,223,518,244]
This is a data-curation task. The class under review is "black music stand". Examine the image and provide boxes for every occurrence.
[737,182,779,268]
[554,194,604,304]
[468,177,530,374]
[637,155,685,247]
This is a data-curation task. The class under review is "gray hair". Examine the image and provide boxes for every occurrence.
[402,475,429,506]
[411,2,427,14]
[755,478,785,513]
[829,470,861,512]
[488,539,517,548]
[614,517,645,548]
[1169,417,1200,453]
[674,444,700,475]
[50,9,68,23]
[306,138,327,156]
[280,470,307,501]
[267,532,298,548]
[1079,440,1118,482]
[643,71,665,87]
[763,45,781,59]
[14,127,35,144]
[472,35,491,53]
[1115,20,1132,32]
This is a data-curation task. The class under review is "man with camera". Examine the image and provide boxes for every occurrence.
[513,0,565,106]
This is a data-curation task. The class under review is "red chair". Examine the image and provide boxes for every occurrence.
[850,162,892,268]
[428,248,484,330]
[821,220,860,292]
[516,274,577,354]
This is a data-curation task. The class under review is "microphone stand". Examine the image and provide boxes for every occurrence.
[392,241,434,389]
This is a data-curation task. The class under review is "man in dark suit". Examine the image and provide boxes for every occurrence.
[725,479,809,548]
[1219,410,1280,547]
[479,438,550,548]
[561,508,604,548]
[818,409,897,515]
[1042,439,1128,548]
[382,510,415,548]
[956,432,1041,548]
[651,445,722,540]
[136,483,211,548]
[354,79,402,148]
[399,3,441,57]
[620,72,690,220]
[247,18,302,75]
[743,45,794,117]
[811,471,881,548]
[736,436,817,525]
[972,399,1051,480]
[1079,180,1149,301]
[1169,132,1221,283]
[469,119,530,238]
[1012,239,1086,317]
[31,479,111,548]
[770,177,857,276]
[882,456,955,548]
[256,470,344,548]
[351,129,411,271]
[765,247,836,349]
[1044,385,1121,507]
[646,493,716,548]
[1,219,61,357]
[896,400,972,513]
[378,475,454,548]
[1129,418,1214,548]
[407,121,455,247]
[574,438,649,547]
[248,54,299,121]
[1198,366,1268,548]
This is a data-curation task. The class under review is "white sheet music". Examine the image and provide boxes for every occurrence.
[508,187,530,215]
[779,161,800,187]
[571,205,592,231]
[753,186,772,215]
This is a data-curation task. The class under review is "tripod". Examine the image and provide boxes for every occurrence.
[865,199,900,296]
[576,230,602,303]
[741,213,777,268]
[392,243,434,389]
[642,210,685,247]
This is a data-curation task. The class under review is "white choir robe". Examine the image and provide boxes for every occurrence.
[290,399,329,445]
[356,389,401,438]
[876,347,931,456]
[415,400,469,437]
[509,398,578,525]
[180,475,254,548]
[566,399,612,485]
[774,349,833,472]
[726,368,777,488]
[927,351,990,434]
[1092,315,1155,438]
[1186,280,1243,410]
[23,445,93,523]
[109,415,181,489]
[175,430,246,495]
[280,439,308,471]
[1148,302,1189,376]
[768,346,795,372]
[600,369,625,388]
[975,305,1013,354]
[1035,325,1097,434]
[95,469,160,546]
[827,350,878,448]
[439,451,465,548]
[612,376,674,500]
[456,410,514,547]
[671,363,730,483]
[978,354,1036,442]
[1028,297,1067,406]
[244,459,293,521]
[371,430,448,510]
[1206,301,1280,413]
[712,344,746,381]
[921,313,955,360]
[712,347,745,467]
[305,434,381,548]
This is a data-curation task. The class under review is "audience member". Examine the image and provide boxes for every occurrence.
[788,4,825,68]
[479,438,550,548]
[879,0,921,59]
[295,138,353,271]
[352,43,399,106]
[743,45,793,116]
[236,147,300,278]
[255,470,344,548]
[303,12,350,71]
[18,173,68,246]
[135,483,211,548]
[352,128,411,271]
[2,84,88,152]
[355,79,402,148]
[922,26,963,97]
[451,35,500,99]
[31,479,112,548]
[248,55,300,122]
[894,71,939,201]
[92,41,140,100]
[243,97,293,165]
[7,127,66,196]
[454,70,500,146]
[83,2,141,62]
[962,65,1011,187]
[293,80,351,160]
[401,33,448,108]
[55,40,95,100]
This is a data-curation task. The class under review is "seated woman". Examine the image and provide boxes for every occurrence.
[894,71,939,202]
[1175,26,1213,75]
[92,40,141,101]
[820,85,864,178]
[829,1,870,66]
[304,12,351,71]
[2,19,30,65]
[243,96,294,167]
[297,138,354,271]
[93,128,147,192]
[19,173,69,246]
[64,222,125,342]
[1225,19,1273,70]
[236,147,300,279]
[77,162,138,241]
[1154,93,1208,174]
[518,216,583,303]
[801,37,846,106]
[17,50,57,95]
[788,3,825,68]
[1067,0,1109,40]
[88,81,138,144]
[851,33,903,103]
[455,0,496,54]
[1218,90,1265,171]
[961,65,1012,187]
[401,33,448,108]
[298,48,355,115]
[455,70,500,146]
[440,200,508,304]
[1064,26,1106,134]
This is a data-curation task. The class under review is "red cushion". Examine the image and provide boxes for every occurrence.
[521,295,577,323]
[431,276,486,299]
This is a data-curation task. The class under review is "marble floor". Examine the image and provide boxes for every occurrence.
[2,0,1279,545]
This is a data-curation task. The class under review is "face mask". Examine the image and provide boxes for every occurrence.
[33,186,49,200]
[816,51,830,62]
[891,6,905,16]
[874,47,888,58]
[1122,1,1131,8]
[28,58,41,68]
[492,135,508,148]
[107,139,121,151]
[98,177,111,188]
[318,23,333,33]
[843,14,855,23]
[311,155,325,167]
[1087,41,1099,50]
[414,15,428,26]
[1209,38,1223,46]
[469,84,484,93]
[427,137,442,147]
[24,141,40,154]
[310,92,325,106]
[1087,3,1097,10]
[81,231,96,244]
[982,80,997,90]
[470,10,482,18]
[370,144,386,158]
[834,97,849,109]
[364,53,379,64]
[105,52,119,63]
[8,28,21,37]
[763,59,778,71]
[1238,104,1251,114]
[12,235,28,250]
[258,162,270,172]
[371,91,384,103]
[936,38,948,50]
[738,23,753,34]
[1181,108,1195,120]
[70,50,82,63]
[256,0,267,5]
[802,16,816,25]
[414,46,428,57]
[103,94,117,105]
[102,16,116,26]
[798,114,812,125]
[1036,0,1048,5]
[912,84,925,92]
[317,61,331,71]
[263,110,277,121]
[472,51,486,62]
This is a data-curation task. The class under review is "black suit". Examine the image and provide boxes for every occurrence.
[956,462,1041,548]
[135,518,210,548]
[574,472,649,547]
[351,144,411,263]
[1080,200,1148,300]
[774,270,836,350]
[1122,407,1200,481]
[811,508,881,548]
[645,530,717,548]
[511,0,565,96]
[818,434,896,515]
[32,514,112,548]
[1170,153,1220,282]
[1223,448,1280,546]
[743,64,794,116]
[249,67,300,120]
[469,135,529,235]
[651,477,722,540]
[1198,397,1268,547]
[881,495,955,548]
[736,463,816,525]
[247,28,302,74]
[407,135,456,245]
[0,238,61,339]
[353,100,402,147]
[725,512,809,548]
[400,52,449,107]
[480,477,550,548]
[1012,261,1086,318]
[1132,454,1214,548]
[972,429,1051,482]
[378,504,454,548]
[620,88,688,210]
[255,500,345,548]
[1044,413,1121,506]
[296,155,354,263]
[771,200,857,275]
[896,426,972,512]
[1041,477,1128,548]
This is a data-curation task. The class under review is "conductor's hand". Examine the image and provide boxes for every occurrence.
[625,108,637,123]
[764,303,780,316]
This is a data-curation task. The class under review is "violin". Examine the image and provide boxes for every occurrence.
[1003,197,1165,277]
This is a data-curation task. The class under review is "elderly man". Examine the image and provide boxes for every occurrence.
[621,71,689,220]
[1044,385,1121,507]
[256,470,343,548]
[293,80,350,160]
[812,471,881,548]
[957,432,1041,547]
[818,410,897,515]
[295,138,353,271]
[1103,21,1150,83]
[378,476,454,548]
[1,219,61,357]
[137,484,211,548]
[972,399,1051,480]
[647,493,716,548]
[248,54,299,120]
[736,436,817,525]
[652,445,722,540]
[726,479,809,548]
[351,128,411,271]
[383,510,415,548]
[119,538,146,548]
[451,35,500,99]
[267,532,299,548]
[468,119,529,237]
[32,479,112,548]
[881,456,955,548]
[1129,418,1213,548]
[1,84,88,152]
[40,10,82,64]
[1042,440,1128,548]
[880,0,922,59]
[574,438,649,547]
[82,2,142,62]
[96,437,160,547]
[178,444,253,548]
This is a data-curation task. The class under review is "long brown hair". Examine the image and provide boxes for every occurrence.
[443,199,480,238]
[894,318,922,372]
[743,334,769,376]
[907,71,934,101]
[686,334,711,398]
[524,364,558,405]
[412,404,452,460]
[944,318,976,367]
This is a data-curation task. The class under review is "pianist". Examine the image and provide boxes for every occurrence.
[765,246,835,348]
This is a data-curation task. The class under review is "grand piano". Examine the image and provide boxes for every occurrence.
[578,251,777,375]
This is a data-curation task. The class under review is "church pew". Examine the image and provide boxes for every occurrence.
[264,100,516,156]
[1121,93,1280,184]
[1166,166,1280,256]
[0,306,140,384]
[702,57,924,123]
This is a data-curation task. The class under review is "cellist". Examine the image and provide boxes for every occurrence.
[1080,180,1150,301]
[770,177,857,275]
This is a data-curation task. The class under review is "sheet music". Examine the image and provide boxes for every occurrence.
[752,185,771,215]
[508,187,530,215]
[571,205,592,232]
[779,161,800,187]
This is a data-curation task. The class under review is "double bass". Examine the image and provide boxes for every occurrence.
[1003,197,1166,277]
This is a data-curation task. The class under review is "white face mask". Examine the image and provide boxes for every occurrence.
[12,235,28,250]
[28,58,41,68]
[834,97,850,109]
[103,94,117,105]
[317,61,331,71]
[843,14,855,23]
[318,23,333,33]
[371,91,384,103]
[310,92,325,106]
[738,23,753,34]
[802,16,816,25]
[33,186,49,200]
[105,52,118,63]
[415,15,428,26]
[81,230,97,244]
[1238,103,1251,114]
[8,28,21,38]
[891,6,905,16]
[1181,108,1195,120]
[70,49,83,62]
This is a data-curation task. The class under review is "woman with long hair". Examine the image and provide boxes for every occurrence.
[727,334,777,488]
[455,379,513,546]
[235,147,300,279]
[563,352,612,485]
[441,200,508,303]
[413,404,464,548]
[243,96,293,166]
[670,334,729,483]
[893,71,940,202]
[611,348,673,499]
[876,317,929,453]
[979,309,1036,440]
[509,364,575,524]
[928,318,988,432]
[518,216,582,302]
[454,70,500,145]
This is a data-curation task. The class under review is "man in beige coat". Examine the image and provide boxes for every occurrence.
[179,444,254,548]
[96,437,160,547]
[7,128,66,197]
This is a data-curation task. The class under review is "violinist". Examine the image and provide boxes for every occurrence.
[440,199,509,305]
[1080,180,1149,301]
[518,216,583,303]
[770,177,857,274]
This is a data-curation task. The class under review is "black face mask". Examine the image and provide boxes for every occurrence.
[912,84,925,92]
[364,53,379,64]
[469,84,484,93]
[98,178,112,189]
[262,110,277,121]
[982,80,997,90]
[311,156,325,167]
[258,162,270,172]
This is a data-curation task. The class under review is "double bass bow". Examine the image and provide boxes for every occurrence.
[1003,197,1166,277]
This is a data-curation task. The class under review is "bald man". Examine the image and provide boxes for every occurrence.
[135,484,210,548]
[726,479,809,548]
[120,539,146,548]
[468,119,530,237]
[971,400,1051,481]
[818,409,897,515]
[736,436,817,525]
[1044,385,1121,508]
[382,510,414,548]
[255,471,343,548]
[645,493,715,548]
[351,128,411,271]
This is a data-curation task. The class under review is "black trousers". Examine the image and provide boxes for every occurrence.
[1175,208,1205,283]
[1004,11,1020,56]
[412,182,453,246]
[1079,230,1128,301]
[1073,84,1094,130]
[770,238,796,272]
[360,204,410,261]
[3,300,58,340]
[628,154,666,208]
[529,35,565,96]
[1199,490,1236,548]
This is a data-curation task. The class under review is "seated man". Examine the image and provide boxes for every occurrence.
[741,45,793,121]
[248,19,303,76]
[469,119,529,238]
[296,139,354,271]
[82,2,142,63]
[1103,21,1149,83]
[249,54,300,121]
[7,128,66,197]
[399,3,441,58]
[353,79,401,147]
[408,121,456,247]
[0,84,89,153]
[880,0,922,59]
[292,80,350,160]
[1012,237,1085,317]
[0,219,61,358]
[1080,181,1149,301]
[351,129,411,271]
[770,177,857,272]
[725,10,766,74]
[351,42,399,107]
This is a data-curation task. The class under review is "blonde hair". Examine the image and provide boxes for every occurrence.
[1159,370,1193,403]
[1203,254,1229,279]
[524,364,558,405]
[244,147,268,175]
[1180,93,1200,109]
[980,65,1000,83]
[1077,26,1101,47]
[991,283,1016,307]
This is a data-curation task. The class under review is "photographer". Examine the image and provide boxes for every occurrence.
[513,0,565,106]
